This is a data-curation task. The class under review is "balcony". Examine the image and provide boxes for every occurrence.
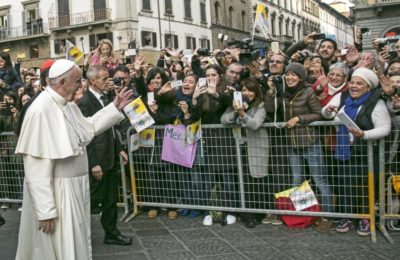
[48,8,111,30]
[0,23,49,43]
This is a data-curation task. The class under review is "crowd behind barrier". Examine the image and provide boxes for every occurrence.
[1,31,400,245]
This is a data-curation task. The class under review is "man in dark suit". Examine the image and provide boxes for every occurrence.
[79,65,132,246]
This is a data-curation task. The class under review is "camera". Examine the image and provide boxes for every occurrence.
[197,48,210,57]
[228,38,264,64]
[273,75,285,97]
[298,50,310,64]
[113,77,124,87]
[0,102,13,116]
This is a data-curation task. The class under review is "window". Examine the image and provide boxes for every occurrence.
[141,31,157,47]
[228,7,234,27]
[241,11,246,30]
[271,15,276,36]
[199,38,210,49]
[142,0,151,11]
[30,44,39,58]
[200,2,206,23]
[184,0,192,19]
[285,19,290,36]
[215,2,221,23]
[292,23,296,40]
[164,34,179,49]
[165,0,172,14]
[186,36,196,49]
[279,17,283,36]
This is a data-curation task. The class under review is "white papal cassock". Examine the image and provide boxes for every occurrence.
[15,87,124,260]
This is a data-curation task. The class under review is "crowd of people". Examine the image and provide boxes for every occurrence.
[1,32,400,255]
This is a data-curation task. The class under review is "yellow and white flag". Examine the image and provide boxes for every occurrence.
[253,1,271,40]
[65,39,84,63]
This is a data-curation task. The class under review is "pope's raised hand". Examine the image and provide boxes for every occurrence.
[113,87,133,110]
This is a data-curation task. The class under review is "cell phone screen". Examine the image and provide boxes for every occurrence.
[233,91,242,105]
[313,33,326,40]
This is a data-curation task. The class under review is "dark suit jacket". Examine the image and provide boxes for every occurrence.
[79,90,121,172]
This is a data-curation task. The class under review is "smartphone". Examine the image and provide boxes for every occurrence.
[271,42,279,53]
[341,49,348,56]
[198,78,207,88]
[147,92,154,105]
[171,80,183,89]
[233,91,242,106]
[313,33,326,40]
[239,53,252,65]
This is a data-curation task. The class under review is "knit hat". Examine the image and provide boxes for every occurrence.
[48,59,75,79]
[352,68,379,88]
[286,62,307,82]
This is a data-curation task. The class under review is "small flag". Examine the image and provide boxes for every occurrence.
[65,39,84,63]
[254,1,271,40]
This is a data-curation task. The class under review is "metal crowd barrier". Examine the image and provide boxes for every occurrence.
[125,122,380,242]
[0,131,131,219]
[378,127,400,243]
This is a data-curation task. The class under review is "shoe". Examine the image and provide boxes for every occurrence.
[317,218,333,232]
[203,215,213,226]
[244,218,256,228]
[1,203,9,209]
[262,214,273,224]
[179,209,190,216]
[357,220,370,237]
[147,209,158,218]
[336,219,354,233]
[104,234,132,246]
[270,215,283,226]
[0,215,5,227]
[226,214,236,225]
[189,210,202,218]
[168,210,177,219]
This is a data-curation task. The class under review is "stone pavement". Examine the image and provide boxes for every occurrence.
[1,207,400,260]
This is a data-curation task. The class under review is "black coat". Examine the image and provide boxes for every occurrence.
[78,90,122,171]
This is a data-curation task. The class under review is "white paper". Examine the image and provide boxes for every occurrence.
[125,49,137,56]
[336,111,360,130]
[147,92,154,105]
[289,187,319,211]
[130,134,140,152]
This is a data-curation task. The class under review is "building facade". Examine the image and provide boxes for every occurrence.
[352,0,400,51]
[301,0,321,36]
[319,2,354,48]
[136,0,213,62]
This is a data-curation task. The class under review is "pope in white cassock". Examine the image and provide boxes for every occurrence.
[14,59,133,260]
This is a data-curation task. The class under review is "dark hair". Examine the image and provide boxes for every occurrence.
[386,58,400,75]
[145,67,169,85]
[0,52,12,68]
[310,55,329,75]
[389,71,400,77]
[2,91,18,104]
[184,73,199,83]
[240,77,263,108]
[114,64,130,74]
[319,38,338,51]
[205,64,224,75]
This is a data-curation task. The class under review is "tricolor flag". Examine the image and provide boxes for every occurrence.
[253,1,271,40]
[65,39,84,63]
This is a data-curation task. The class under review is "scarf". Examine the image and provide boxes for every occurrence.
[171,88,193,120]
[284,82,305,101]
[335,91,371,160]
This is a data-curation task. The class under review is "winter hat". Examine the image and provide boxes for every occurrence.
[352,68,379,88]
[286,62,307,82]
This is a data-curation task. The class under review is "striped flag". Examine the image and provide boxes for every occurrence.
[65,39,84,63]
[253,1,271,40]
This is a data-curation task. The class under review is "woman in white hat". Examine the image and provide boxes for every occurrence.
[322,67,391,236]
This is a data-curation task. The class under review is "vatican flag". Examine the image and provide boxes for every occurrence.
[253,1,271,40]
[65,39,84,63]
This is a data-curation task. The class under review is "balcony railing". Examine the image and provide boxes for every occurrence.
[0,23,48,41]
[48,8,111,29]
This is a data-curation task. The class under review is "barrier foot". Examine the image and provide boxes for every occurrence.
[378,223,394,244]
[119,211,129,222]
[124,209,142,223]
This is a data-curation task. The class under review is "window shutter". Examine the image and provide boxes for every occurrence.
[174,35,178,49]
[152,32,157,47]
[192,37,196,49]
[54,39,60,54]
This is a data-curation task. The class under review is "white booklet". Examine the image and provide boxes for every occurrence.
[336,111,360,130]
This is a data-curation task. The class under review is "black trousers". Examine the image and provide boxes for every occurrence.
[90,161,120,238]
